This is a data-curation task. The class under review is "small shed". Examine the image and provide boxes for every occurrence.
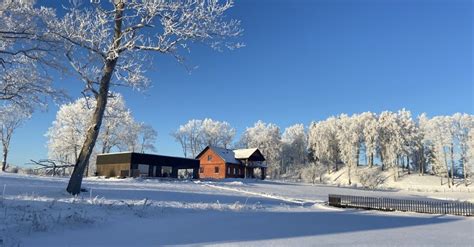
[96,152,200,179]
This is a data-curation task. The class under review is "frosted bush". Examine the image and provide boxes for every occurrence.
[357,169,385,189]
[5,165,18,173]
[301,163,326,184]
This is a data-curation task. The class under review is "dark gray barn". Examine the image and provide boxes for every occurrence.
[96,152,199,179]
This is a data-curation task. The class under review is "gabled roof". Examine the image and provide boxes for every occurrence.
[196,146,266,164]
[233,148,259,159]
[196,146,240,165]
[234,148,265,161]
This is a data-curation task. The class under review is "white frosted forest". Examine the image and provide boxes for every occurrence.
[170,110,474,190]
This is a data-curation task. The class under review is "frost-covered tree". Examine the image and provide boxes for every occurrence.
[467,128,474,182]
[335,114,363,185]
[201,118,235,149]
[360,112,379,167]
[57,0,242,194]
[135,123,158,153]
[172,119,203,158]
[240,121,281,178]
[426,115,473,186]
[172,127,189,158]
[121,122,157,153]
[421,116,452,187]
[397,109,417,174]
[46,97,92,166]
[444,116,458,186]
[308,117,339,173]
[305,110,472,186]
[98,94,135,154]
[0,1,64,111]
[423,113,474,186]
[452,113,474,185]
[4,0,242,194]
[0,105,30,171]
[378,111,405,180]
[172,118,235,158]
[281,124,307,173]
[301,162,326,184]
[415,113,434,175]
[46,93,156,175]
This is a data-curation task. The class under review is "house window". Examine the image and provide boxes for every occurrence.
[234,168,237,175]
[208,155,212,161]
[215,166,219,173]
[199,167,204,173]
[227,167,230,175]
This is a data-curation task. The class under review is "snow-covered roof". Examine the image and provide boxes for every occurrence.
[199,146,265,164]
[233,148,259,159]
[207,146,241,165]
[196,146,265,165]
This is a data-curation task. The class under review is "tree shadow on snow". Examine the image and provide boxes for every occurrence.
[152,210,465,245]
[7,191,468,246]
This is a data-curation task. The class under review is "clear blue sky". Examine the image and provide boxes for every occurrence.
[11,0,473,166]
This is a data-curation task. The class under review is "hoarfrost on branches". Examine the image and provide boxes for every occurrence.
[46,93,157,175]
[281,124,307,174]
[0,1,64,110]
[239,121,281,178]
[172,118,236,158]
[17,0,244,194]
[0,104,30,171]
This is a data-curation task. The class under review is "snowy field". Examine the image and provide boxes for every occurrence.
[0,173,473,247]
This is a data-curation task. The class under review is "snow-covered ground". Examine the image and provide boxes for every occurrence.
[0,173,473,246]
[295,166,473,195]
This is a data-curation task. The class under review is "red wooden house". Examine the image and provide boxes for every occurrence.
[196,146,267,180]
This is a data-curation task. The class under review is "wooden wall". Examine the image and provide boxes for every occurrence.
[96,163,131,177]
[197,148,227,179]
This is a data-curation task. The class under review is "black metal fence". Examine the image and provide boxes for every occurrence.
[328,194,474,216]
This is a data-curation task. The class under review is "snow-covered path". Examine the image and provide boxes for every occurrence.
[1,173,473,246]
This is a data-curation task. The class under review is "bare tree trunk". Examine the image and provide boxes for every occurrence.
[380,153,384,171]
[463,160,468,186]
[401,156,405,173]
[393,155,399,181]
[101,131,109,154]
[1,148,7,172]
[356,146,360,167]
[369,153,374,168]
[443,149,451,188]
[72,128,78,162]
[420,148,424,176]
[393,165,398,181]
[450,144,455,186]
[66,73,113,194]
[85,160,89,177]
[420,160,424,175]
[66,2,124,195]
[406,156,410,174]
[348,163,351,185]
